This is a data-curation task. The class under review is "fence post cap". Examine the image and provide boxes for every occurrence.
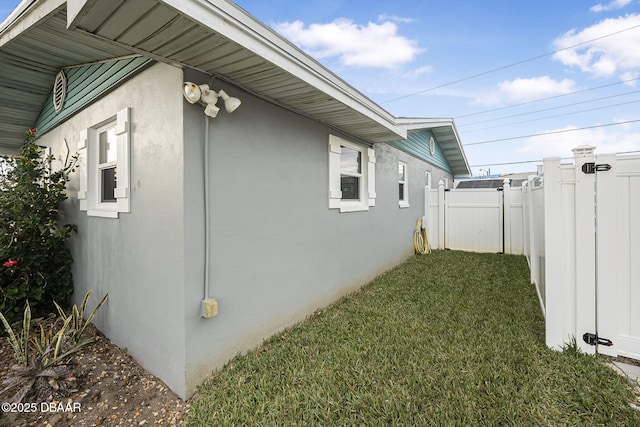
[572,145,596,156]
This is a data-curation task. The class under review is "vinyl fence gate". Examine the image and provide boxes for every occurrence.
[541,147,640,358]
[424,180,524,255]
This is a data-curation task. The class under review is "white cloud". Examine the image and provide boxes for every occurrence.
[473,76,578,105]
[552,14,640,79]
[590,0,632,13]
[273,18,423,68]
[403,65,434,79]
[620,70,640,85]
[377,14,417,24]
[520,124,640,158]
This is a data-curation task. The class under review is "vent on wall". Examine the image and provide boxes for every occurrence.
[53,70,67,113]
[429,136,435,155]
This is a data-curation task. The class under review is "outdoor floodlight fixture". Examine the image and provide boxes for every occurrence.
[183,81,242,318]
[183,82,242,118]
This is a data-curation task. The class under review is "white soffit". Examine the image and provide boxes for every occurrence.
[65,0,404,143]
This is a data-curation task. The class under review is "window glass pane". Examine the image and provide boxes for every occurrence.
[340,146,360,174]
[341,175,359,200]
[99,127,117,164]
[399,163,405,181]
[399,183,405,200]
[101,167,117,202]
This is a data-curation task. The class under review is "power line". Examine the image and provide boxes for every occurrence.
[456,77,640,119]
[463,118,640,146]
[458,89,640,128]
[470,150,640,168]
[381,24,640,104]
[462,98,640,133]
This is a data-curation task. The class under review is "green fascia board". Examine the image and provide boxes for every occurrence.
[34,56,153,135]
[387,129,453,173]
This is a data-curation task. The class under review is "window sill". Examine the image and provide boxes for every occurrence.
[87,209,119,218]
[339,201,369,213]
[399,201,410,209]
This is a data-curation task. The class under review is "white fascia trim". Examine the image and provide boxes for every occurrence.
[448,125,472,178]
[159,0,403,140]
[395,117,455,132]
[0,0,64,46]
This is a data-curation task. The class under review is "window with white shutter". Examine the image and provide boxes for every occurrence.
[78,107,131,218]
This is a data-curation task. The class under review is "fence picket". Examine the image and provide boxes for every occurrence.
[543,157,571,351]
[503,180,512,254]
[595,153,617,357]
[572,147,597,355]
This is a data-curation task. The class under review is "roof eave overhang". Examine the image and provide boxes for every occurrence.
[396,117,472,178]
[66,0,404,143]
[0,0,407,151]
[0,0,63,46]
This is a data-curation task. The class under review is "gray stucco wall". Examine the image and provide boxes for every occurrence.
[41,63,453,400]
[39,63,187,396]
[181,69,453,397]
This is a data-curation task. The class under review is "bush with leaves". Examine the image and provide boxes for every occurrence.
[0,129,78,325]
[0,291,108,403]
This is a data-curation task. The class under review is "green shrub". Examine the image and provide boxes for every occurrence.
[0,129,78,325]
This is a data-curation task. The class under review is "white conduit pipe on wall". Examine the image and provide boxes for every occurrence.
[204,115,211,303]
[200,114,219,318]
[184,77,241,318]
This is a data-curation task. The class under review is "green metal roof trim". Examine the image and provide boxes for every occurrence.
[387,129,453,174]
[34,56,153,135]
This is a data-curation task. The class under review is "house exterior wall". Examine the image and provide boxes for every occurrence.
[181,69,453,397]
[37,62,454,400]
[37,63,187,396]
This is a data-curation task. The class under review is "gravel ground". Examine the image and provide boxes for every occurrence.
[0,324,189,426]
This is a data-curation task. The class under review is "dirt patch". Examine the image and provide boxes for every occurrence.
[0,324,189,426]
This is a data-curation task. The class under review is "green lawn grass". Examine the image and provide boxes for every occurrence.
[186,251,640,426]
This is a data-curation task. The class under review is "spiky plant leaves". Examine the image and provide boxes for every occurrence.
[0,308,26,366]
[21,301,30,366]
[10,378,35,404]
[77,292,108,341]
[0,291,108,403]
[53,290,109,344]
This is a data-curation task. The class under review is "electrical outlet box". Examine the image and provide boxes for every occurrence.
[201,298,218,318]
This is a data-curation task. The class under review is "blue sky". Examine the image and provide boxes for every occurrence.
[3,0,640,175]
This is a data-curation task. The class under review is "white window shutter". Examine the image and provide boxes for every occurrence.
[328,135,342,209]
[367,147,376,206]
[78,128,88,211]
[114,107,130,213]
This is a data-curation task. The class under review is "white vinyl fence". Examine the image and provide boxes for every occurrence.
[536,147,640,358]
[424,145,640,360]
[423,180,524,254]
[522,176,545,312]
